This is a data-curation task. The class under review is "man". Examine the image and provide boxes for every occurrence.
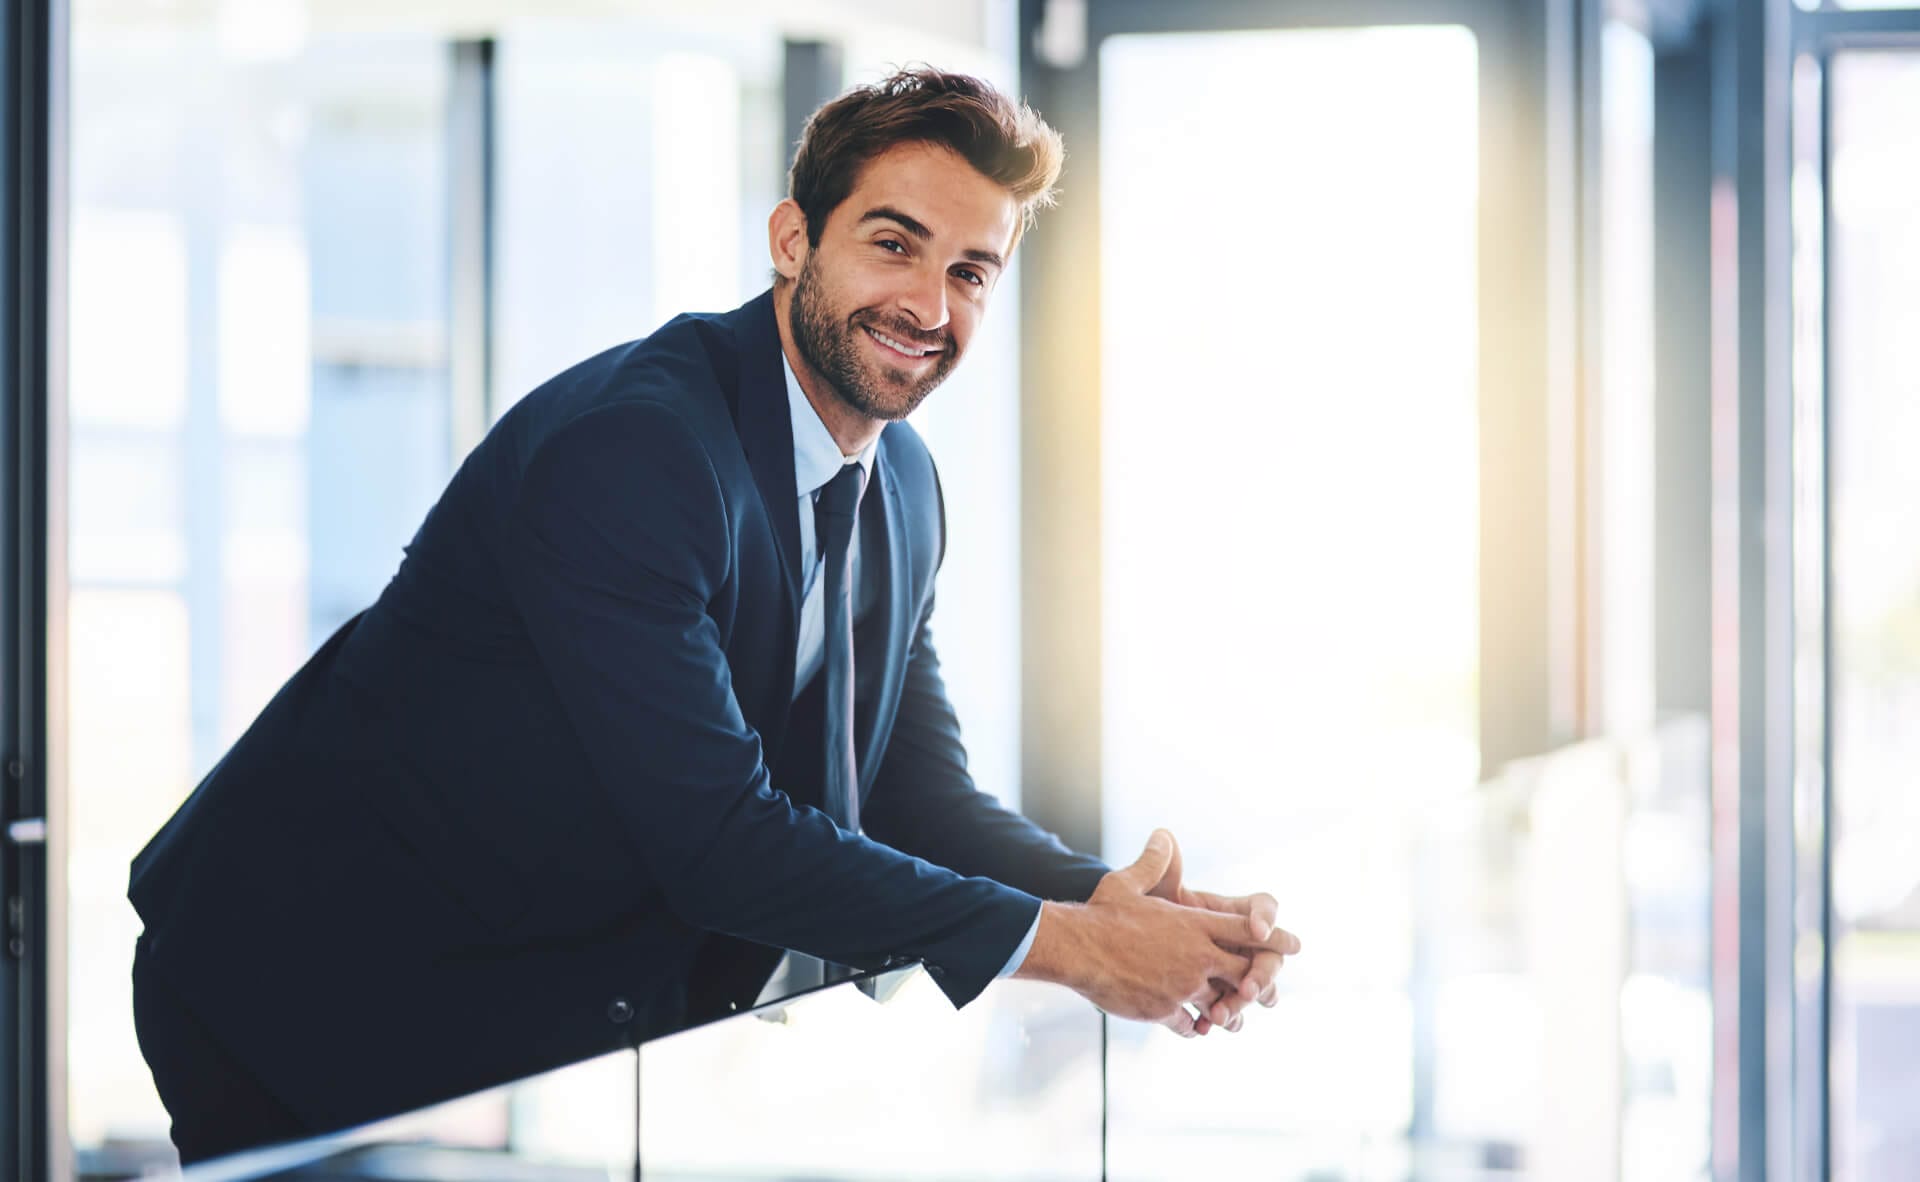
[129,67,1299,1163]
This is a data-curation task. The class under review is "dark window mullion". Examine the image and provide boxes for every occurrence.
[2,0,56,1176]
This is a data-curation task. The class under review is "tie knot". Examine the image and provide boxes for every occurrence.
[816,462,865,520]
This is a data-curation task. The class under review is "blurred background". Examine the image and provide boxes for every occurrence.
[2,0,1917,1178]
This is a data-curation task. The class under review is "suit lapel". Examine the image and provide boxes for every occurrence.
[855,442,915,802]
[729,291,804,614]
[725,292,806,743]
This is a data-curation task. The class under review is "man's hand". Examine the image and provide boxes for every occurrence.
[1013,830,1264,1036]
[1148,831,1300,1034]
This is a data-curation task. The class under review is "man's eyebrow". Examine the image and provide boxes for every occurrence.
[858,205,1005,272]
[859,205,933,240]
[961,246,1006,271]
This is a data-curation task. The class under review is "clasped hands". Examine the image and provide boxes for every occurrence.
[1020,828,1299,1038]
[1141,828,1296,1036]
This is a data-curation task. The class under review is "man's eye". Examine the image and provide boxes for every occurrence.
[877,239,906,254]
[954,268,984,287]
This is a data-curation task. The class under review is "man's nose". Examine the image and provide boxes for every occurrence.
[895,265,950,335]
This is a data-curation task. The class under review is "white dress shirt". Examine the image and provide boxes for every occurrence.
[779,357,1040,979]
[786,360,879,699]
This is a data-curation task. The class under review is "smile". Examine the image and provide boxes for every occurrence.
[862,325,942,361]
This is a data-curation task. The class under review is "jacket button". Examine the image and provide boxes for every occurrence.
[606,997,634,1024]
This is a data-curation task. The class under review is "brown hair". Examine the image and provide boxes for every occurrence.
[787,66,1063,250]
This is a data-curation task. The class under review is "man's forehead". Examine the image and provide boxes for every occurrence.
[838,143,1018,255]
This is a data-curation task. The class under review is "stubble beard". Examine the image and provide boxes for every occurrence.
[789,251,958,423]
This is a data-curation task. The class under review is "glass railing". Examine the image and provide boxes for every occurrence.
[1397,717,1711,1182]
[164,719,1709,1182]
[175,964,1103,1182]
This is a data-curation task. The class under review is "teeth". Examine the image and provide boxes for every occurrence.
[867,327,934,357]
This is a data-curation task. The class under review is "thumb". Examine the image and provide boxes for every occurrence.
[1113,829,1174,893]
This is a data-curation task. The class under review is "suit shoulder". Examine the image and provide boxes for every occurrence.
[878,420,938,492]
[591,312,743,423]
[501,314,745,458]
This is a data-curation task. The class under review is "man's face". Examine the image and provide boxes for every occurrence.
[788,141,1019,422]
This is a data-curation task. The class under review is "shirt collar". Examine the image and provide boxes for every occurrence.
[783,351,879,499]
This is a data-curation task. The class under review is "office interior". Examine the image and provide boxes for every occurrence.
[0,0,1916,1177]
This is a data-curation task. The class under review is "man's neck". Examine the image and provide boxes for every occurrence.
[773,283,885,458]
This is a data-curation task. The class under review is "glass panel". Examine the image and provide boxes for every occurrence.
[638,973,1102,1179]
[1097,25,1479,1177]
[1596,30,1714,1177]
[1597,20,1657,737]
[166,1050,637,1180]
[1791,49,1831,1182]
[66,21,455,1169]
[152,974,1089,1181]
[1619,721,1714,1182]
[489,25,782,411]
[1828,49,1920,1182]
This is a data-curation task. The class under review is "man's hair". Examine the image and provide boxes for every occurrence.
[787,65,1063,250]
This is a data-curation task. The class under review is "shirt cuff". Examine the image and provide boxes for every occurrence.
[995,902,1045,979]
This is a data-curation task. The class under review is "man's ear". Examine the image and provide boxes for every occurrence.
[768,198,809,282]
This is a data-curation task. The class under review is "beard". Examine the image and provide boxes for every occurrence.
[788,252,959,422]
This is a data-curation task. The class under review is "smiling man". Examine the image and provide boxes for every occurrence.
[127,67,1299,1164]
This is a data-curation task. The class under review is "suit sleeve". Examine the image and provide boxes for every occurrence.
[861,595,1112,904]
[501,400,1034,1006]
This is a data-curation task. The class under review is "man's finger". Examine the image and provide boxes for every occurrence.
[1161,1007,1197,1038]
[1236,949,1285,1006]
[1198,908,1265,947]
[1207,980,1250,1028]
[1200,914,1302,965]
[1184,888,1232,912]
[1114,829,1175,893]
[1204,949,1288,1026]
[1148,831,1185,901]
[1185,889,1293,950]
[1213,923,1301,959]
[1205,948,1253,990]
[1243,925,1299,956]
[1245,893,1279,943]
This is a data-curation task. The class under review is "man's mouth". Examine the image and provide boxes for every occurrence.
[861,324,944,361]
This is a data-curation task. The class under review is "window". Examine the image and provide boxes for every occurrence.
[66,24,453,1158]
[1095,26,1480,1175]
[1826,48,1920,1182]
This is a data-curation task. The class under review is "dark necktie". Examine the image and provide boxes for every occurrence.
[815,463,866,833]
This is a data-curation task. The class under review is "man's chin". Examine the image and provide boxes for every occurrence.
[846,396,918,423]
[841,373,945,422]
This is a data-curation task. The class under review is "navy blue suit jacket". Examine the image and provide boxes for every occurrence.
[129,290,1109,1132]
